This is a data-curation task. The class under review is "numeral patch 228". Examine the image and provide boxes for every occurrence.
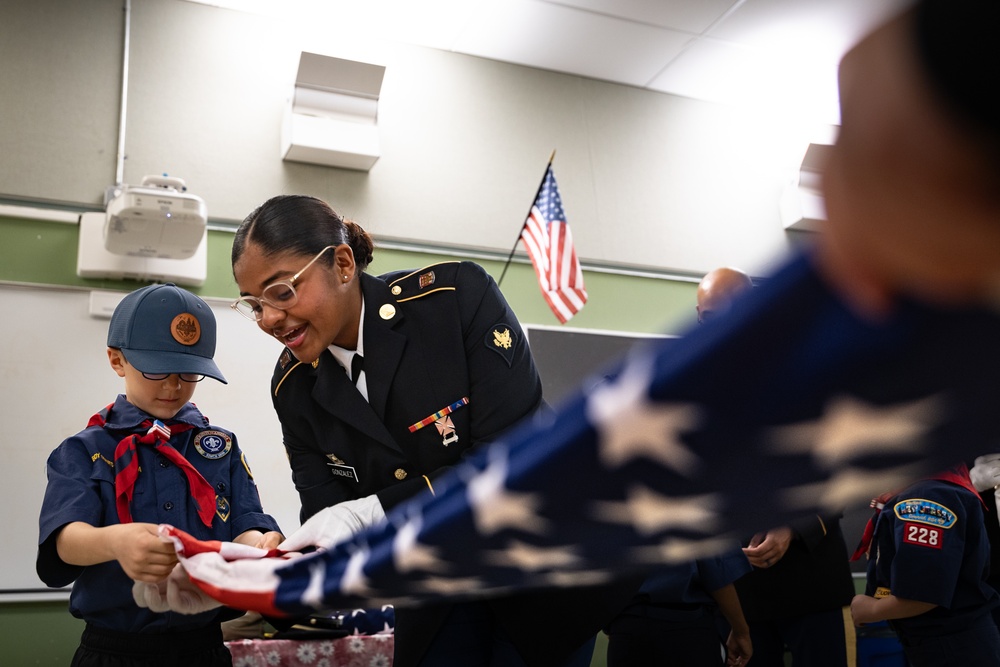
[904,523,943,549]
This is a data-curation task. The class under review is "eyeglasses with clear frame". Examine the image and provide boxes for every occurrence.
[231,245,337,322]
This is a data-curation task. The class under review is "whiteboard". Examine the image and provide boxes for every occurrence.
[0,284,301,594]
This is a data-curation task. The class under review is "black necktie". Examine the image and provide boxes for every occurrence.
[351,353,364,385]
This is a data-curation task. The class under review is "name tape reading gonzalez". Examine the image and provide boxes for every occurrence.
[408,397,470,433]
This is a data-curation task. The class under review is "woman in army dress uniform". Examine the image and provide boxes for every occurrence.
[230,194,635,667]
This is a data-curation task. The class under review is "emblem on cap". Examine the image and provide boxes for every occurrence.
[194,430,232,459]
[171,313,201,346]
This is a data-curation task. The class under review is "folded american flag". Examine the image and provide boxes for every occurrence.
[166,250,1000,616]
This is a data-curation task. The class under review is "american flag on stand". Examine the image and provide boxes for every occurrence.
[520,164,587,323]
[164,250,1000,618]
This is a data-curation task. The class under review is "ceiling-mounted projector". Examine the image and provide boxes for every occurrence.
[104,175,207,259]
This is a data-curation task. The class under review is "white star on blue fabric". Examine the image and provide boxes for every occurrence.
[300,558,328,608]
[482,541,582,571]
[467,448,548,535]
[588,353,702,473]
[412,575,488,595]
[591,485,723,535]
[542,569,617,588]
[339,549,373,597]
[393,516,447,573]
[767,394,940,467]
[628,535,743,566]
[780,462,927,510]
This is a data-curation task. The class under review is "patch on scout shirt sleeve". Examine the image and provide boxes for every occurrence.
[894,497,956,549]
[485,323,517,367]
[194,430,233,460]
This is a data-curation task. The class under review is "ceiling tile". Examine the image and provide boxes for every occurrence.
[708,0,910,58]
[452,0,693,86]
[540,0,740,33]
[647,36,842,124]
[647,37,763,103]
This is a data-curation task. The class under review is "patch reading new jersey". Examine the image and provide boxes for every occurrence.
[485,324,516,367]
[194,430,233,459]
[171,313,201,346]
[893,498,957,528]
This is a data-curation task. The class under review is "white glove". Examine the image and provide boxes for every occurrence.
[970,454,1000,492]
[278,495,386,552]
[165,563,223,615]
[132,578,171,613]
[131,564,222,615]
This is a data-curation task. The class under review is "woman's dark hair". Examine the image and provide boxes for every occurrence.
[232,194,374,273]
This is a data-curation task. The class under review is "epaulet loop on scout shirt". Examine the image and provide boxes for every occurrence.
[387,262,460,303]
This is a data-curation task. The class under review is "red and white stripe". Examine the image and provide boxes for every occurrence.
[158,524,292,617]
[521,209,587,324]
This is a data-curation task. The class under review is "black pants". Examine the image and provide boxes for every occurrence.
[745,608,850,667]
[606,612,725,667]
[71,623,232,667]
[410,600,597,667]
[899,613,1000,667]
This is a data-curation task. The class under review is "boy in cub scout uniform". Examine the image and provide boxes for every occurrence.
[37,283,282,667]
[851,464,1000,666]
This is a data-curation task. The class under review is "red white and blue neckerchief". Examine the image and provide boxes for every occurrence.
[88,404,216,528]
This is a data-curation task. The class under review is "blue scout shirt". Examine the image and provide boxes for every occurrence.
[37,395,281,632]
[615,547,751,621]
[866,477,1000,638]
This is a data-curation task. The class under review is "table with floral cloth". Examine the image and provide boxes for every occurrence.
[226,635,393,667]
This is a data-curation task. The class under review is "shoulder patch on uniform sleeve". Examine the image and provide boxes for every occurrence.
[893,498,957,528]
[485,323,517,367]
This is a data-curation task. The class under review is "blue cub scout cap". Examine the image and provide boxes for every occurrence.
[107,283,227,383]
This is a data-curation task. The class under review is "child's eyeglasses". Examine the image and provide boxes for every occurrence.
[140,371,205,383]
[121,352,205,382]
